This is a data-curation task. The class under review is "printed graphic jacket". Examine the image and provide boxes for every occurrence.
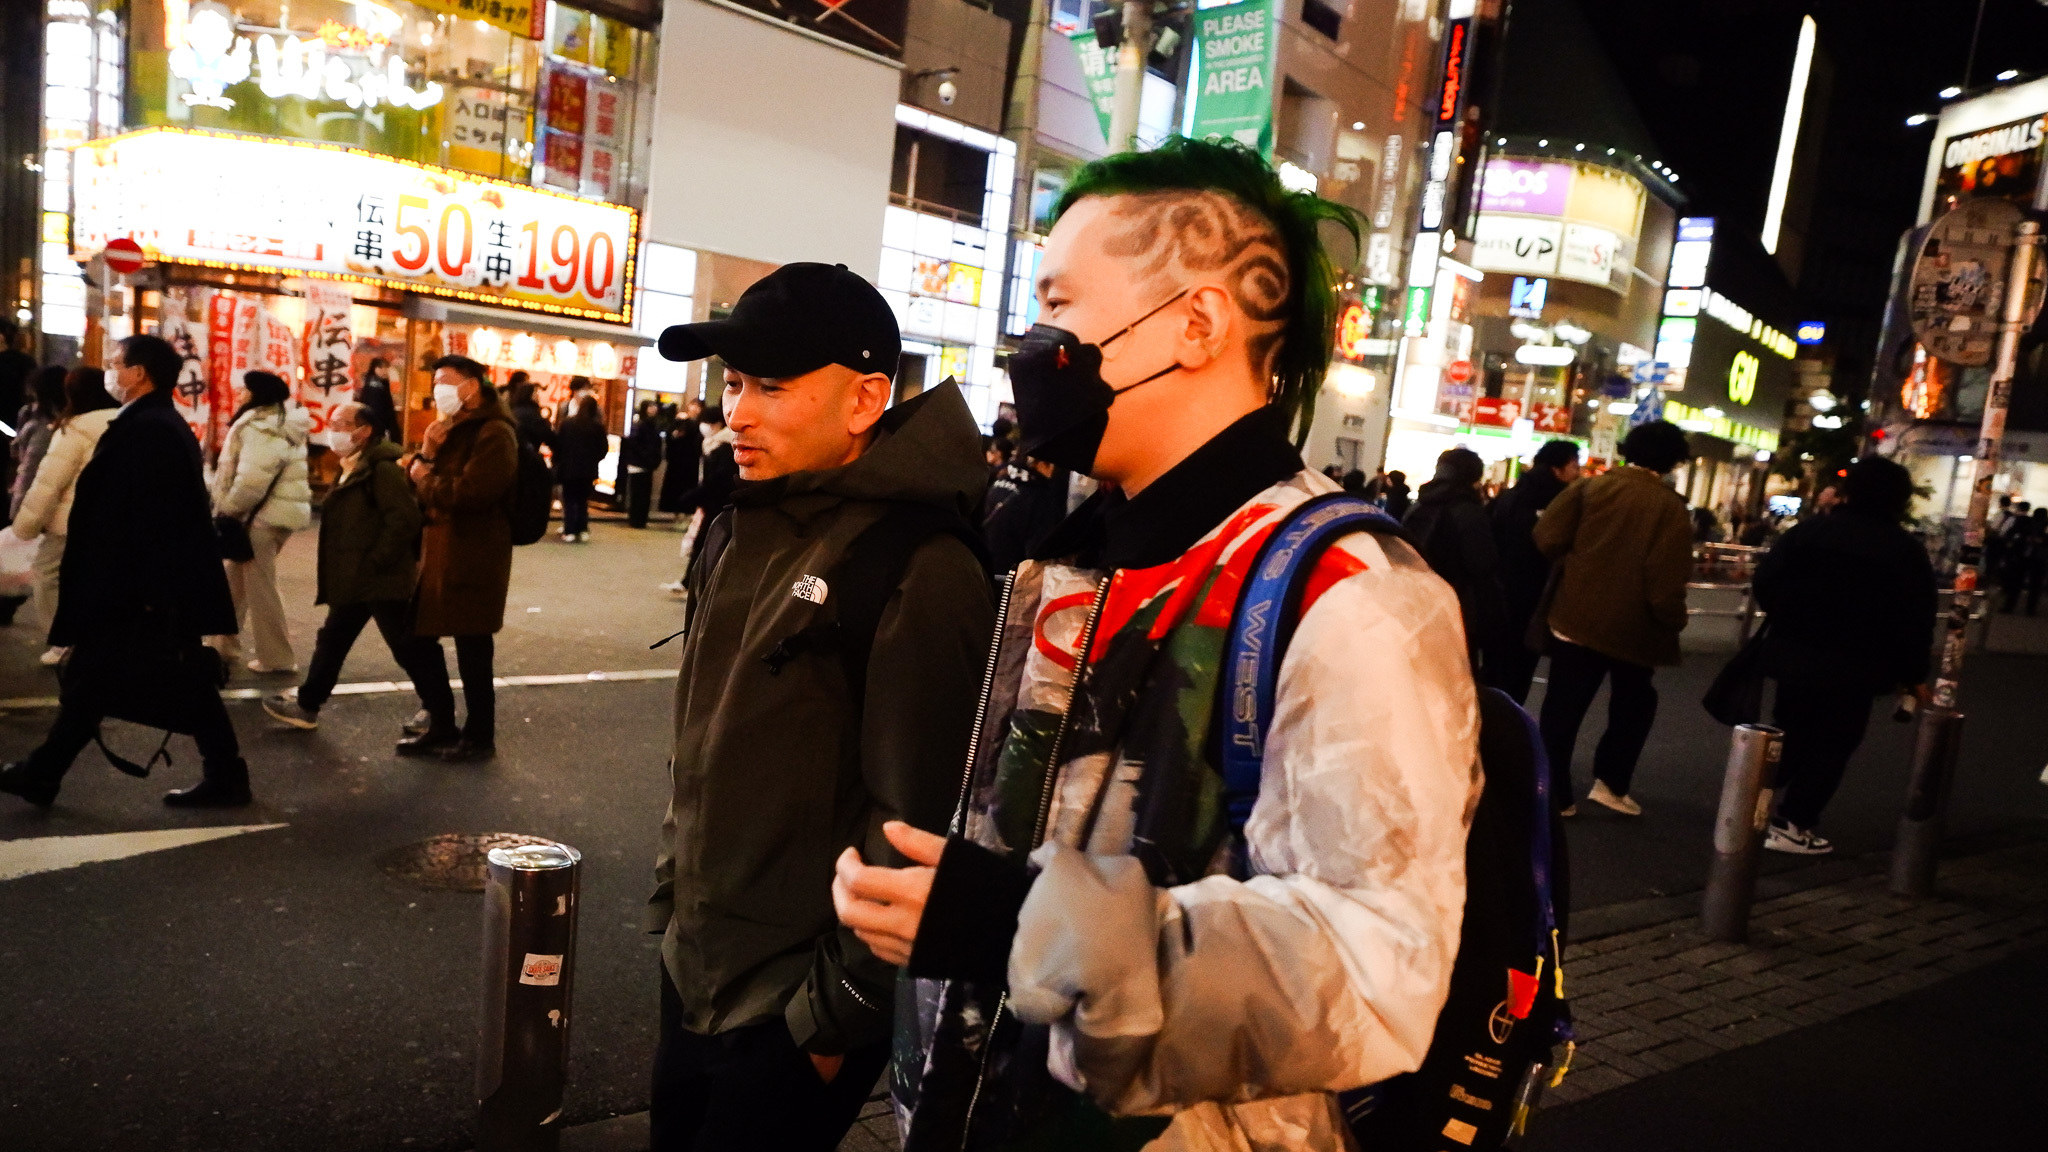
[898,409,1482,1152]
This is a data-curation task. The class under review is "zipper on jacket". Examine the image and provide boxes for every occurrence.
[1031,576,1111,849]
[958,992,1007,1152]
[949,573,1016,837]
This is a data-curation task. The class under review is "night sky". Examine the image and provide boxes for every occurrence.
[1573,0,2048,397]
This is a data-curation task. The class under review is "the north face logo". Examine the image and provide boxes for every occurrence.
[791,575,828,604]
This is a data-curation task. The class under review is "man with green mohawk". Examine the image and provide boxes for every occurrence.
[834,138,1480,1150]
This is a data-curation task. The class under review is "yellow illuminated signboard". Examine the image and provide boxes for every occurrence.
[70,128,636,323]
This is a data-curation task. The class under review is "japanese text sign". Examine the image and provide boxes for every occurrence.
[72,128,638,323]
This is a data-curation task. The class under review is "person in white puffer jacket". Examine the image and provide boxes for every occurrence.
[11,366,123,665]
[211,370,312,673]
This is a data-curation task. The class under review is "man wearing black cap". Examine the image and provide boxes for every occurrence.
[643,262,994,1149]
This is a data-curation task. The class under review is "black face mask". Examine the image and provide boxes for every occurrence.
[1008,289,1189,474]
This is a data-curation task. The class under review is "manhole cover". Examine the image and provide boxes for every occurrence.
[377,833,560,892]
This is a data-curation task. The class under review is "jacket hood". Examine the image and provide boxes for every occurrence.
[239,402,311,446]
[702,425,736,455]
[736,379,986,517]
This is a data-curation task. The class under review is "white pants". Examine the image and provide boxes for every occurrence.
[32,532,64,642]
[223,525,296,669]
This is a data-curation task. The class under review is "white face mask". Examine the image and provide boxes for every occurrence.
[105,376,128,403]
[432,383,463,418]
[323,427,361,454]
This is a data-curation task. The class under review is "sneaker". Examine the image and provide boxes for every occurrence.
[37,646,68,667]
[658,579,687,598]
[1765,820,1834,855]
[401,708,434,736]
[246,658,297,675]
[262,693,319,730]
[1587,779,1642,816]
[560,532,576,543]
[577,532,591,543]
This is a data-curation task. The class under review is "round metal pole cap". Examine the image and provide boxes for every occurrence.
[487,842,583,872]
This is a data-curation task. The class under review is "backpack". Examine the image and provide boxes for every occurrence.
[509,436,554,546]
[681,501,991,697]
[1220,492,1574,1150]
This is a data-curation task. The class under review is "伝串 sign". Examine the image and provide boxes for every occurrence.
[71,128,638,323]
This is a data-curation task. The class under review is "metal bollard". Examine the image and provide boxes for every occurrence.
[1701,724,1782,943]
[478,841,583,1152]
[1890,707,1965,897]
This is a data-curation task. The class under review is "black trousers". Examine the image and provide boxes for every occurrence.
[626,471,654,528]
[414,634,495,743]
[650,969,889,1152]
[561,478,593,536]
[24,684,243,787]
[297,600,446,712]
[1538,640,1659,802]
[1772,679,1874,830]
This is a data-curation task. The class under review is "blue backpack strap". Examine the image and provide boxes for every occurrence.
[1220,493,1406,834]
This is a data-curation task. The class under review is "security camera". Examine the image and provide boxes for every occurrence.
[938,78,958,105]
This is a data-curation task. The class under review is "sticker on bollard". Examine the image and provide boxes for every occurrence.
[478,840,582,1152]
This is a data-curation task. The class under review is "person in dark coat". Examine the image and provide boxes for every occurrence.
[0,334,248,808]
[404,354,518,762]
[1402,446,1507,670]
[356,356,399,442]
[1488,439,1582,702]
[506,373,557,457]
[621,399,663,528]
[1753,456,1937,854]
[262,401,441,730]
[982,455,1065,573]
[658,397,703,515]
[2001,507,2048,614]
[553,394,609,542]
[1382,468,1412,519]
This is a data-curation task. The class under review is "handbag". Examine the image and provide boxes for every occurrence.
[215,460,288,563]
[58,611,230,777]
[1702,617,1772,727]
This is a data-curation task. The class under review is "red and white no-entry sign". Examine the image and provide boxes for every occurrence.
[103,237,145,275]
[1445,359,1475,385]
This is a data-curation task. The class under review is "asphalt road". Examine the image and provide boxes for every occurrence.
[3,520,2047,1150]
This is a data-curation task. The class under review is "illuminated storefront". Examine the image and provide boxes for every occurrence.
[42,0,658,479]
[876,103,1015,425]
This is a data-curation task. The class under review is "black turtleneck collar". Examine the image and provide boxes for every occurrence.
[1031,406,1302,570]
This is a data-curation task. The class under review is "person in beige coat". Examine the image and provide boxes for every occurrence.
[210,371,312,673]
[10,367,122,665]
[1532,419,1694,816]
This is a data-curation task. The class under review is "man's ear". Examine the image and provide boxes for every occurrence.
[848,370,892,436]
[1177,284,1235,370]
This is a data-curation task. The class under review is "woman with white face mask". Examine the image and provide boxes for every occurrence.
[10,366,123,666]
[210,369,313,674]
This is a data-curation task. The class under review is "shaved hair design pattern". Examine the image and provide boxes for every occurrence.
[1099,189,1291,381]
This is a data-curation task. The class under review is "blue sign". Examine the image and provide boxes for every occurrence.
[1796,321,1826,344]
[1676,216,1717,242]
[1509,276,1548,319]
[1629,387,1667,428]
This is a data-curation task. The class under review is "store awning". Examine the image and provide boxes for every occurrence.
[403,298,654,347]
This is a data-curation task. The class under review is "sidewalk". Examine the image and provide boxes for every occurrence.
[548,827,2048,1152]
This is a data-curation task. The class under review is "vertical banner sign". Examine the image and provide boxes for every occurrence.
[539,64,588,192]
[205,292,237,454]
[162,292,212,446]
[1405,6,1477,335]
[303,282,355,434]
[1188,0,1280,155]
[1065,30,1117,144]
[584,82,624,200]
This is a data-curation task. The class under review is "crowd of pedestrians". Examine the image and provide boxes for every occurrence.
[0,142,1965,1152]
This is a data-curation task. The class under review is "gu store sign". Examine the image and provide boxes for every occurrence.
[71,128,638,323]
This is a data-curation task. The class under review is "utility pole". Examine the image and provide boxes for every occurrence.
[1006,0,1050,235]
[1106,0,1153,152]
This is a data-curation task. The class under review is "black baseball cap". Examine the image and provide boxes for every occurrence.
[657,262,900,380]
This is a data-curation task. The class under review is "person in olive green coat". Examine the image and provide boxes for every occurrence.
[263,401,445,731]
[1532,419,1694,817]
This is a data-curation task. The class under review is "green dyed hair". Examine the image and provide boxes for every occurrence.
[1052,136,1365,441]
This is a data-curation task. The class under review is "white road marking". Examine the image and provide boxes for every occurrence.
[0,824,289,882]
[0,668,678,711]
